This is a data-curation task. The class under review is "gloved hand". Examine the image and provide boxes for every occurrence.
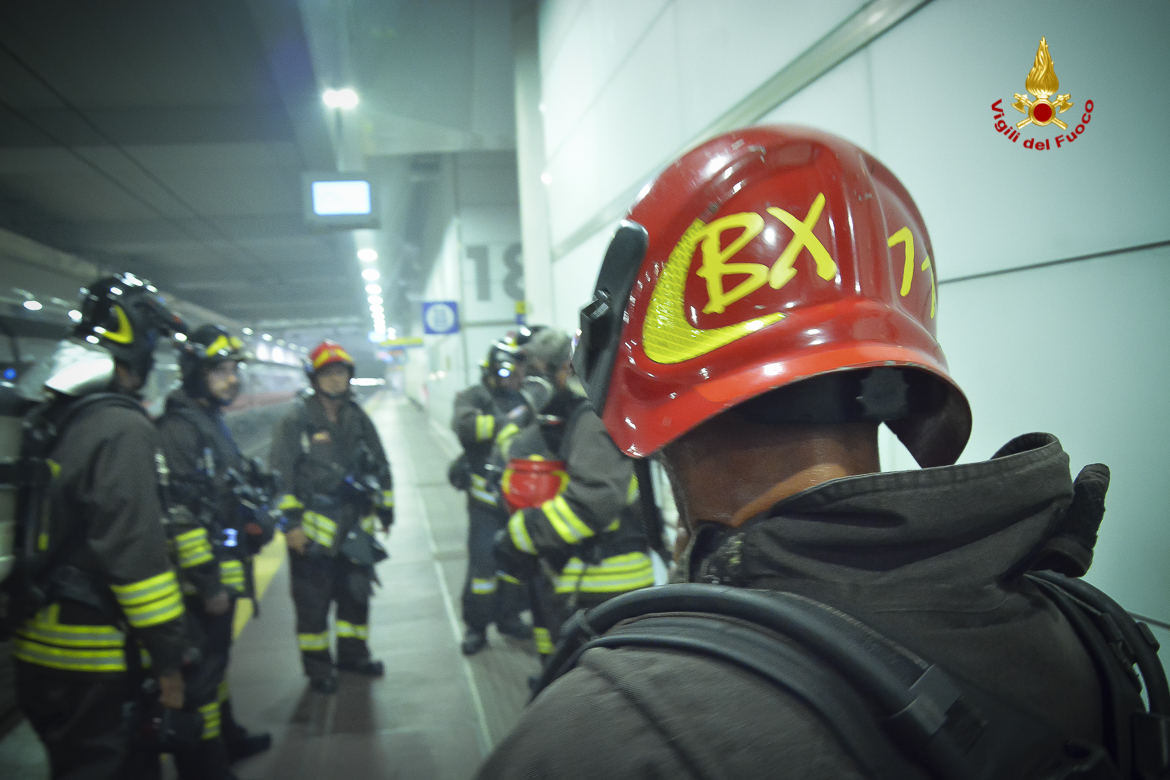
[204,590,232,616]
[285,526,309,555]
[493,528,538,580]
[376,506,394,533]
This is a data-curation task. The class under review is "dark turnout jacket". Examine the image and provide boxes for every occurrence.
[13,397,188,676]
[452,382,525,508]
[268,392,392,552]
[155,388,243,600]
[477,433,1104,779]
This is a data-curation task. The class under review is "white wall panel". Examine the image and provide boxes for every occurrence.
[674,0,864,140]
[545,107,600,242]
[539,0,590,81]
[550,224,618,332]
[593,6,684,220]
[541,4,598,157]
[589,0,671,97]
[869,0,1170,281]
[936,245,1170,620]
[758,47,876,152]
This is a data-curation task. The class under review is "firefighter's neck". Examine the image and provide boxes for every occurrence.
[316,391,342,424]
[664,415,880,529]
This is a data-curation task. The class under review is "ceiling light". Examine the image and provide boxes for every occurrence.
[365,284,381,295]
[386,328,397,340]
[22,300,42,311]
[361,268,380,281]
[174,332,188,342]
[262,333,273,342]
[242,327,253,336]
[322,88,359,109]
[541,172,552,185]
[368,295,383,305]
[68,309,82,322]
[357,248,378,262]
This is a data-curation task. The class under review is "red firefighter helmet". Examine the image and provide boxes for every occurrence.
[307,340,355,375]
[573,125,971,467]
[502,457,569,513]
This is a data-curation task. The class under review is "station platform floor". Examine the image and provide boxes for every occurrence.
[0,392,539,780]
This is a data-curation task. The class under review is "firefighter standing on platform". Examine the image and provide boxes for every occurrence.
[476,126,1127,779]
[9,274,189,780]
[155,324,272,776]
[452,340,532,655]
[493,329,655,661]
[268,340,393,694]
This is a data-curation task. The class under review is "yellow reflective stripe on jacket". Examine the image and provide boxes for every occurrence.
[361,514,377,534]
[219,560,246,593]
[470,474,498,506]
[380,489,394,508]
[627,475,639,504]
[111,571,185,628]
[13,637,128,672]
[336,621,368,640]
[554,552,655,594]
[174,527,215,568]
[508,511,537,554]
[218,679,230,703]
[534,627,553,655]
[13,605,128,672]
[298,632,329,652]
[198,701,222,740]
[302,511,337,547]
[470,577,497,595]
[541,495,594,544]
[475,414,495,442]
[496,422,520,457]
[277,493,305,511]
[498,572,521,585]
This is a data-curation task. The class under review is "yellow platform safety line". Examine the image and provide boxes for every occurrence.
[231,530,288,639]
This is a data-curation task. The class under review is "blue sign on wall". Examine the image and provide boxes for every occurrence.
[422,301,460,335]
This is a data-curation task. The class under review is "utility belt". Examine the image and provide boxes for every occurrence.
[301,493,386,569]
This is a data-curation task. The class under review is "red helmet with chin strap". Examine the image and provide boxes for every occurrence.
[573,125,971,467]
[307,340,355,375]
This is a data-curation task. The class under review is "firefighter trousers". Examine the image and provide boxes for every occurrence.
[172,597,232,780]
[16,661,161,780]
[289,552,371,679]
[460,501,525,632]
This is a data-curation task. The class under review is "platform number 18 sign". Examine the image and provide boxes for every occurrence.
[422,301,459,335]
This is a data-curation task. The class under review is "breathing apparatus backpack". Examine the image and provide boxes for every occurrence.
[535,576,1170,780]
[1,388,145,626]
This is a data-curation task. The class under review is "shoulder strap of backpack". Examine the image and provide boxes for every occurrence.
[1028,571,1170,780]
[539,583,1122,780]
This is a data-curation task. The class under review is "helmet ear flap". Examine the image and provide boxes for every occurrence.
[574,222,648,412]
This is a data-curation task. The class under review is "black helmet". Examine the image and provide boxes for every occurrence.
[180,324,247,403]
[510,324,547,348]
[74,273,186,378]
[482,340,523,384]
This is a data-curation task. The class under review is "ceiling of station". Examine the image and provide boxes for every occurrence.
[0,0,519,346]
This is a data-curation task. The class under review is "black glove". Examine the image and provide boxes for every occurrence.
[493,528,538,579]
[376,506,395,533]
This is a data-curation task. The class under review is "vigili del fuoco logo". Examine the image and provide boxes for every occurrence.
[992,37,1094,150]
